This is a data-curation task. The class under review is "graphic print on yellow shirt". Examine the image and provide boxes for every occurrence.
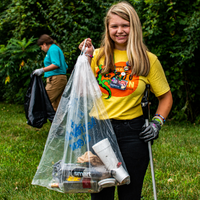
[91,49,170,120]
[96,62,139,99]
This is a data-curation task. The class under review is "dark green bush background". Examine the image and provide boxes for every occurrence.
[0,0,200,122]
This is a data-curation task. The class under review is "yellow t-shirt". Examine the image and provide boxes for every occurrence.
[91,49,170,120]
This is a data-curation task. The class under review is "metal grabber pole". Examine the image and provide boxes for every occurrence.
[141,84,157,200]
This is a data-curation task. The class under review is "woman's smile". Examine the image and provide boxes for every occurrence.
[108,14,130,50]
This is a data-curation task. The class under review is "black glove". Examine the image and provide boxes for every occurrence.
[139,120,161,143]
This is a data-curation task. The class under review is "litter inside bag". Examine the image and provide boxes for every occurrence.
[24,74,55,128]
[32,48,130,193]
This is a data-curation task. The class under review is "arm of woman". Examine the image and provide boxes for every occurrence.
[156,90,173,119]
[43,64,58,72]
[33,64,58,76]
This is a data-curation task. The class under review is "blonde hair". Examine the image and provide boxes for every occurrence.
[96,1,150,76]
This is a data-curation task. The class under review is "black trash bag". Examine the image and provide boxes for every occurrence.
[24,73,55,128]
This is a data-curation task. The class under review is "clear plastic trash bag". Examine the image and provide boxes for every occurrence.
[32,44,130,193]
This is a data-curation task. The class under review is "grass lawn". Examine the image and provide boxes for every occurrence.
[0,102,199,200]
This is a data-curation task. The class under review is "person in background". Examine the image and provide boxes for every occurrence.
[79,1,173,200]
[33,34,68,111]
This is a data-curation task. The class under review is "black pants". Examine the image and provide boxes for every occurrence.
[91,116,149,200]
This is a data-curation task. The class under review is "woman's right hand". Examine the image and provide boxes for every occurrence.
[79,38,94,56]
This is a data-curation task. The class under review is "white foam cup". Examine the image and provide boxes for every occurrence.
[112,165,130,184]
[92,138,119,170]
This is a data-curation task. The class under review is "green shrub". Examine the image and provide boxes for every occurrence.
[129,0,200,121]
[0,37,40,102]
[0,0,117,103]
[0,0,200,122]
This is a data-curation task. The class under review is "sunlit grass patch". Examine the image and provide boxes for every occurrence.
[0,102,199,199]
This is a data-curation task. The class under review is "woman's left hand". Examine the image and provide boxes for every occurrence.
[139,120,161,143]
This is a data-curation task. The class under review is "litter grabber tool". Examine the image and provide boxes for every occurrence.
[141,84,157,200]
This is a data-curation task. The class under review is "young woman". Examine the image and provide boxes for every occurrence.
[33,34,68,111]
[79,1,173,200]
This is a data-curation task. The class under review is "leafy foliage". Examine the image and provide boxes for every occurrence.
[0,37,40,102]
[0,0,200,121]
[129,0,200,121]
[0,0,117,103]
